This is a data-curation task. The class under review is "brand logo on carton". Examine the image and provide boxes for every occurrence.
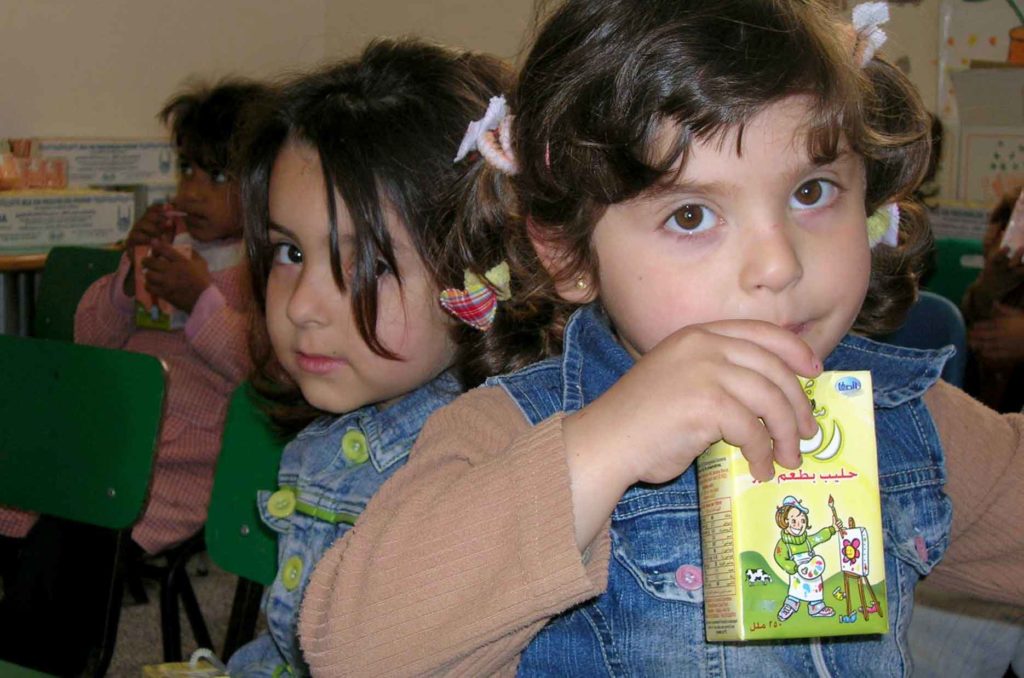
[835,376,862,395]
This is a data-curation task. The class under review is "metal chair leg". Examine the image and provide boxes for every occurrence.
[222,577,265,661]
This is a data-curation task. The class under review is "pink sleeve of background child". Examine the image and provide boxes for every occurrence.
[73,253,137,349]
[183,262,252,384]
[0,507,38,539]
[298,386,612,677]
[924,381,1024,606]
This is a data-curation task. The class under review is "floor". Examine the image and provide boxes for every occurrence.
[109,554,258,676]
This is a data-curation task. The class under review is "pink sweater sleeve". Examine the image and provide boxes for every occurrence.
[183,264,252,384]
[923,381,1024,605]
[74,253,136,348]
[298,386,611,677]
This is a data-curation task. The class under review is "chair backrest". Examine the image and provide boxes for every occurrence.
[33,246,123,340]
[877,290,968,388]
[0,335,166,528]
[206,384,285,586]
[923,238,984,309]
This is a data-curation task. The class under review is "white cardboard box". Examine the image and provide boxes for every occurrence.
[951,69,1024,203]
[36,138,175,187]
[928,199,991,241]
[0,190,134,250]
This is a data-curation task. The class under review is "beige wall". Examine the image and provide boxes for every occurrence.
[1,0,328,137]
[2,0,939,139]
[1,0,535,139]
[324,0,534,63]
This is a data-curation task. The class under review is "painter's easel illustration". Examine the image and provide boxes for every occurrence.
[829,494,883,623]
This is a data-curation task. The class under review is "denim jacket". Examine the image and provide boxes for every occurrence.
[227,371,461,677]
[491,305,953,677]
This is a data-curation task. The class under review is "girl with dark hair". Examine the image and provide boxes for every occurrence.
[225,39,511,676]
[0,79,263,675]
[298,2,1024,676]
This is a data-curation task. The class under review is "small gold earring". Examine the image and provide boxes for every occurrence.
[575,277,588,290]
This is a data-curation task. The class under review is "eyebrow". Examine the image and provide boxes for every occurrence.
[268,221,298,240]
[639,151,855,203]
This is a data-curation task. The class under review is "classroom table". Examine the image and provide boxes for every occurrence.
[0,251,46,336]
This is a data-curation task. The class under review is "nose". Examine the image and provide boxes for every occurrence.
[286,263,337,328]
[174,175,205,210]
[739,220,803,293]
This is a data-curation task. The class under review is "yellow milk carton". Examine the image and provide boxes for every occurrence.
[696,371,887,641]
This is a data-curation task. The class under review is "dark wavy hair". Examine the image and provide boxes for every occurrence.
[239,39,511,432]
[444,0,933,381]
[160,79,269,175]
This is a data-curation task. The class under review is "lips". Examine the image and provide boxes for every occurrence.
[295,351,347,375]
[783,322,808,336]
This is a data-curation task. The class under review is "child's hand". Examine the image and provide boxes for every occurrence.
[123,204,178,296]
[562,321,820,549]
[125,204,176,250]
[141,242,211,313]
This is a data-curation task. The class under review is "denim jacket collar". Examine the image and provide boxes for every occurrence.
[296,369,461,473]
[560,303,954,411]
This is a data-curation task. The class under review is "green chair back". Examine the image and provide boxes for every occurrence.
[33,246,123,340]
[206,384,285,586]
[0,335,166,529]
[0,659,57,677]
[923,238,985,309]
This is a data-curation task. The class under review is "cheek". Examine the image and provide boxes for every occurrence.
[264,276,291,342]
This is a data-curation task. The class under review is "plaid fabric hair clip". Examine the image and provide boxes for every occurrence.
[440,262,511,331]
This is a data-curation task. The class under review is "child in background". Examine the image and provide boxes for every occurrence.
[0,80,262,675]
[296,1,1024,676]
[962,187,1024,413]
[224,39,511,676]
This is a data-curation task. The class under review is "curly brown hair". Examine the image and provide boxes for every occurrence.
[238,39,511,432]
[444,0,933,382]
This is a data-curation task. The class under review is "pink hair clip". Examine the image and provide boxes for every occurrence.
[453,96,519,175]
[851,2,889,66]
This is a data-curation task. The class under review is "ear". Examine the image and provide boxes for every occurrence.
[528,223,596,304]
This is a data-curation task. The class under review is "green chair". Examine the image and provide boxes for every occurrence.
[205,383,285,659]
[33,245,123,341]
[922,238,985,309]
[0,334,166,676]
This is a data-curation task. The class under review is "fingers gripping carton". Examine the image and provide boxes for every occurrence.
[696,371,887,641]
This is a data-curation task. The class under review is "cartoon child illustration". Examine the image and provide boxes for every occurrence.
[774,495,844,621]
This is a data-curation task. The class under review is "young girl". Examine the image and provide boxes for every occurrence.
[296,1,1024,676]
[224,40,511,676]
[0,80,261,675]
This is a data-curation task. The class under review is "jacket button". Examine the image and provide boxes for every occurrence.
[267,488,296,518]
[281,555,303,590]
[341,430,370,464]
[675,564,703,591]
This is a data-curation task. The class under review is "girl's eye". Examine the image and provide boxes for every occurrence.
[178,161,194,178]
[211,169,230,184]
[374,257,393,277]
[271,242,302,265]
[790,179,838,210]
[665,204,718,235]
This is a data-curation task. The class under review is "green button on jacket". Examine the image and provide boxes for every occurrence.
[341,429,369,464]
[267,488,297,518]
[281,555,303,591]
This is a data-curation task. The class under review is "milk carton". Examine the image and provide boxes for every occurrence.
[697,371,887,641]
